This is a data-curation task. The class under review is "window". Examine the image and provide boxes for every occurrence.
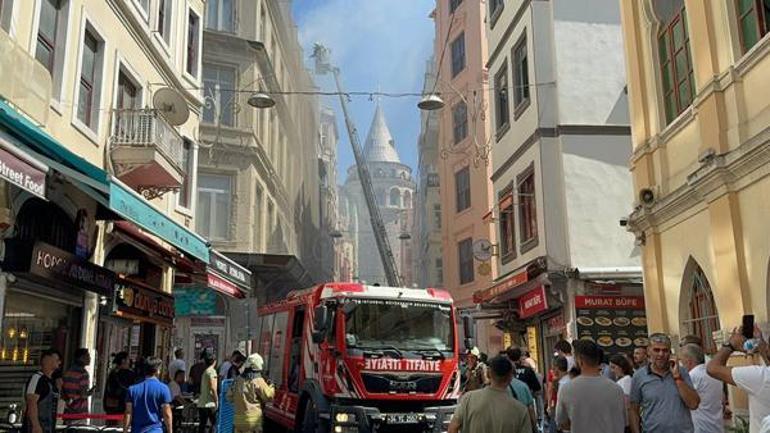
[177,140,194,209]
[512,35,530,113]
[77,29,103,130]
[489,0,504,26]
[136,0,149,14]
[258,315,274,373]
[255,184,264,245]
[269,311,288,386]
[186,10,200,77]
[288,308,305,393]
[494,64,510,134]
[433,204,442,228]
[452,101,468,144]
[35,0,63,73]
[682,259,720,354]
[736,0,770,52]
[656,0,694,124]
[498,188,515,262]
[518,167,537,247]
[206,0,234,32]
[390,189,401,207]
[1,0,14,33]
[403,190,412,209]
[116,70,139,110]
[449,0,462,13]
[455,166,471,212]
[196,174,232,240]
[458,237,474,285]
[451,32,466,77]
[435,258,443,285]
[202,64,236,126]
[157,0,172,44]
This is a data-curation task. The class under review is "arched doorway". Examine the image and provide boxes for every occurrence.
[680,257,720,353]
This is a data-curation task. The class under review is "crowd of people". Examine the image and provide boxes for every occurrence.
[453,323,770,433]
[20,348,274,433]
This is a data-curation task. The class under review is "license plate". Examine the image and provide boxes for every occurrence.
[386,413,421,424]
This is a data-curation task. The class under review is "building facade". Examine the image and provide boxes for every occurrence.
[622,0,770,355]
[480,0,641,369]
[0,0,255,415]
[319,106,341,282]
[341,104,415,286]
[189,0,327,358]
[414,57,444,289]
[432,0,500,354]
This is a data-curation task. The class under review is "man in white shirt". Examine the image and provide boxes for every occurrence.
[555,340,576,371]
[707,325,770,433]
[681,343,723,433]
[168,349,186,382]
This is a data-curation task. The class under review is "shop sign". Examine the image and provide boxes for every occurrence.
[207,273,243,298]
[30,241,115,296]
[473,269,528,304]
[575,295,644,310]
[526,326,539,368]
[109,181,209,263]
[546,314,566,335]
[174,288,220,316]
[575,295,649,354]
[210,250,251,289]
[519,286,548,319]
[0,145,46,198]
[116,279,174,324]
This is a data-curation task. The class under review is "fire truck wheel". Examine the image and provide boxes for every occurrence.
[300,398,327,433]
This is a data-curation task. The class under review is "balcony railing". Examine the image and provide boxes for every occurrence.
[109,109,185,199]
[110,109,184,170]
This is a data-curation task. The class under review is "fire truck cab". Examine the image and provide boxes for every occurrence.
[255,282,460,433]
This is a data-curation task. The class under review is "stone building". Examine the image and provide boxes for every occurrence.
[341,104,415,286]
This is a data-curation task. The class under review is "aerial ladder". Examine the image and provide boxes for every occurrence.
[312,44,403,287]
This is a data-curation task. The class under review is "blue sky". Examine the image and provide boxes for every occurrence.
[292,0,435,183]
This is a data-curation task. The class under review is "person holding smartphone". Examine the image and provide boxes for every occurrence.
[707,318,770,433]
[628,333,700,433]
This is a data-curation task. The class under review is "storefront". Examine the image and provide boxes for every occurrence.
[174,249,252,367]
[472,257,646,373]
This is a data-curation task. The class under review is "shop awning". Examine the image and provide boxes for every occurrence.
[473,271,549,305]
[0,99,210,263]
[225,252,314,302]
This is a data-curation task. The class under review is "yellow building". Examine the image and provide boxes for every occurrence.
[621,0,770,351]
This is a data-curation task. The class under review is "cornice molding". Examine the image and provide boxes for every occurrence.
[628,125,770,235]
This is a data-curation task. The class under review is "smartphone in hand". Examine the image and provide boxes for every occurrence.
[743,315,756,340]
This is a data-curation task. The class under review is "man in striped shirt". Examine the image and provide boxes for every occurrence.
[61,348,93,421]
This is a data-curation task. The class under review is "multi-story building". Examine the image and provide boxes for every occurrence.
[341,104,415,286]
[622,0,770,356]
[432,0,500,354]
[319,106,340,281]
[480,0,640,369]
[414,57,444,289]
[337,185,358,282]
[188,0,325,357]
[0,0,252,413]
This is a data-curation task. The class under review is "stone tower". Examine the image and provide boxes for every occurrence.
[341,103,415,286]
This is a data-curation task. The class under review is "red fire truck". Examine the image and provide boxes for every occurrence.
[255,282,460,433]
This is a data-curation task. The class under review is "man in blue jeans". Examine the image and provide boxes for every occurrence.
[124,357,172,433]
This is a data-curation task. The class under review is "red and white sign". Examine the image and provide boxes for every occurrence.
[575,295,645,310]
[207,273,244,298]
[363,358,442,372]
[473,269,528,304]
[519,286,548,319]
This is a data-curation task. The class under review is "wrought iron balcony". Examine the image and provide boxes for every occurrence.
[109,109,185,200]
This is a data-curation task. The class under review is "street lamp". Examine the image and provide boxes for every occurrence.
[417,93,445,111]
[417,77,492,166]
[247,90,276,109]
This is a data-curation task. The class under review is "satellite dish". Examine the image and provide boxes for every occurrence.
[472,239,493,262]
[152,87,190,126]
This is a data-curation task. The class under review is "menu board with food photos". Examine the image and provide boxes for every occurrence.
[575,296,649,354]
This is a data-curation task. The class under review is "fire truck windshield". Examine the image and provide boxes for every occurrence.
[343,298,454,352]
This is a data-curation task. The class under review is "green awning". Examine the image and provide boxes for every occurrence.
[0,99,210,263]
[0,99,107,184]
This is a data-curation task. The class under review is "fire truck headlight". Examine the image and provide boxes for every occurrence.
[335,412,357,424]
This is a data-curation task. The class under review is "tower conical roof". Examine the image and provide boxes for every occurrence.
[363,103,401,163]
